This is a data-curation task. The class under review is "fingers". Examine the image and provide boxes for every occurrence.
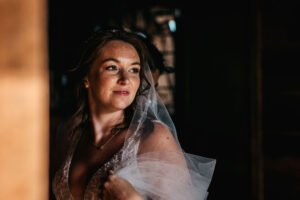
[103,181,110,189]
[108,173,116,181]
[103,171,117,190]
[102,172,117,199]
[101,189,107,200]
[102,173,142,200]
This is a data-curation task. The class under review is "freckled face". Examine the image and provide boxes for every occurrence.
[86,40,141,113]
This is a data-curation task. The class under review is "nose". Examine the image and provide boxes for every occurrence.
[117,70,129,85]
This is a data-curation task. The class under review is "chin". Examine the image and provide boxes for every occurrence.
[112,96,135,108]
[111,102,132,111]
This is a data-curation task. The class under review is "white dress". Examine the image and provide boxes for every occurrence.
[53,64,216,200]
[52,128,141,200]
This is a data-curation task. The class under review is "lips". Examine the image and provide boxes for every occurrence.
[113,91,130,96]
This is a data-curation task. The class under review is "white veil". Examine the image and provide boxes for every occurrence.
[114,63,216,200]
[51,28,215,200]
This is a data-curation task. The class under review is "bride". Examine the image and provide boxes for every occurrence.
[52,27,215,200]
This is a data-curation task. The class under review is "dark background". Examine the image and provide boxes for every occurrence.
[48,0,300,199]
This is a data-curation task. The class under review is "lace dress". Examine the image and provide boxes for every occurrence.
[52,129,140,200]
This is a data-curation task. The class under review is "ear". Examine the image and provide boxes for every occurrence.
[83,77,90,88]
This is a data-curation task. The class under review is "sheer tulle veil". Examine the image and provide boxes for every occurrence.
[53,27,216,199]
[115,60,216,200]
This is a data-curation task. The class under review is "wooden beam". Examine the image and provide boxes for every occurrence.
[0,0,48,199]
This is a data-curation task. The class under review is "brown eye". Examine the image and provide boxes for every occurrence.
[105,65,118,71]
[129,67,140,73]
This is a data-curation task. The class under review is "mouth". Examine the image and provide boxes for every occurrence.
[113,91,130,96]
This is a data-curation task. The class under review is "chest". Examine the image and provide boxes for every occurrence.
[68,138,125,199]
[52,129,141,200]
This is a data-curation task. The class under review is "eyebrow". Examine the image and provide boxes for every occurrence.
[100,58,140,66]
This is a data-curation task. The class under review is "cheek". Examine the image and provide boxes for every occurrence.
[132,77,140,93]
[94,76,114,94]
[96,73,115,86]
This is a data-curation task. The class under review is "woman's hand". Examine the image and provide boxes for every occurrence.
[102,171,144,200]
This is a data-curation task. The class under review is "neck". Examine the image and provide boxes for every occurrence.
[89,106,124,145]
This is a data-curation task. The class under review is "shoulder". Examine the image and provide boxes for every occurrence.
[151,120,174,138]
[138,120,181,154]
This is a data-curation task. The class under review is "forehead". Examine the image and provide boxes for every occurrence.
[98,40,140,60]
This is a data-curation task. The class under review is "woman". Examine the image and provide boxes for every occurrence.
[52,27,215,200]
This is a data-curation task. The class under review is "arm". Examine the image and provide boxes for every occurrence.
[51,123,70,175]
[138,121,182,154]
[103,122,188,200]
[138,121,187,169]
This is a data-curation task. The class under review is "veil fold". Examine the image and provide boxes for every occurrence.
[114,64,216,200]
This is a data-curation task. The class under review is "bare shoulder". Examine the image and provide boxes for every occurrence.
[138,121,181,154]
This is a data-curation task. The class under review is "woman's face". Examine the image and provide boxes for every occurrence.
[86,40,141,113]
